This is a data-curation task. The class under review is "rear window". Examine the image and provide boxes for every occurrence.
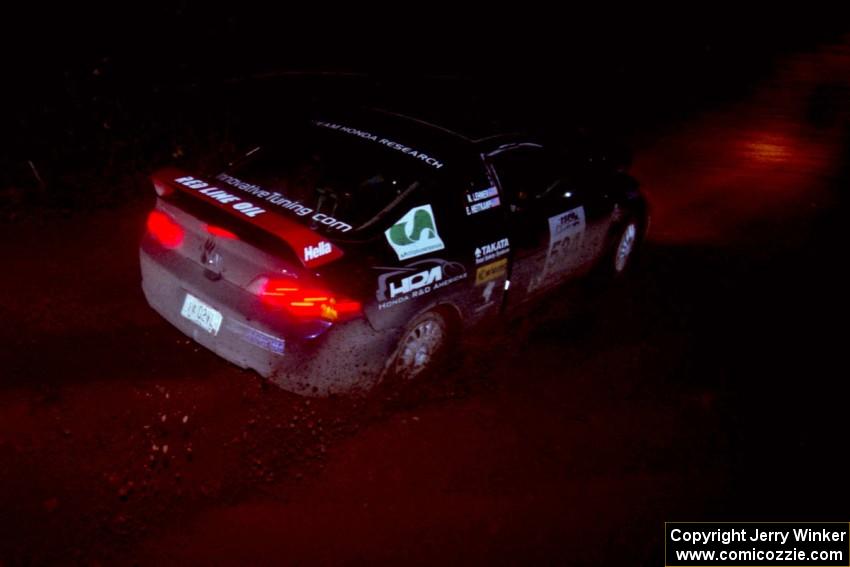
[216,121,444,234]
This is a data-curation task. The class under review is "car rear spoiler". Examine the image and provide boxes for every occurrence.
[151,167,344,269]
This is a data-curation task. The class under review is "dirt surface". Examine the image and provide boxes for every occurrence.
[1,38,849,565]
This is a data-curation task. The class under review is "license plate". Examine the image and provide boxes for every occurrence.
[180,293,223,335]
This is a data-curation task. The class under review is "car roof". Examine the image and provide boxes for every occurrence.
[315,107,534,164]
[367,107,524,145]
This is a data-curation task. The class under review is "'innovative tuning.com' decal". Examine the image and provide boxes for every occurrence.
[215,173,353,232]
[173,174,355,232]
[374,258,467,310]
[384,204,445,261]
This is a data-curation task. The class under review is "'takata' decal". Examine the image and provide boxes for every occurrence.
[384,204,445,261]
[475,237,510,265]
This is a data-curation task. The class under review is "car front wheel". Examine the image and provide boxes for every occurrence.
[613,221,638,274]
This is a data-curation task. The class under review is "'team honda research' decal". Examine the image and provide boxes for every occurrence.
[313,121,445,170]
[385,204,445,261]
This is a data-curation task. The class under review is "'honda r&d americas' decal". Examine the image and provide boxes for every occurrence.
[475,238,510,265]
[385,204,445,260]
[375,259,467,310]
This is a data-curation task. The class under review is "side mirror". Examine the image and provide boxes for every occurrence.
[599,142,632,172]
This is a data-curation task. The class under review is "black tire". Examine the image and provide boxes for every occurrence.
[384,309,451,382]
[611,219,639,276]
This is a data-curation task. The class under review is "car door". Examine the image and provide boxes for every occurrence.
[486,144,610,308]
[450,163,511,320]
[364,162,512,329]
[538,171,617,274]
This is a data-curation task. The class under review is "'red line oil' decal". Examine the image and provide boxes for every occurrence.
[154,168,344,268]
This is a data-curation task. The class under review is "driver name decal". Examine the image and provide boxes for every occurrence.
[465,186,501,215]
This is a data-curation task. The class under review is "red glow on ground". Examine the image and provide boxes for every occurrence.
[742,137,793,163]
[631,39,850,245]
[634,120,842,245]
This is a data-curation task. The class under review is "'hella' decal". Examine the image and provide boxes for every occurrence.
[304,241,332,261]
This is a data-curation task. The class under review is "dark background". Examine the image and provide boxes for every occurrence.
[2,6,846,212]
[1,4,849,565]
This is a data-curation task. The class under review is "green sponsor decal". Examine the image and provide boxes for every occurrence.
[384,204,445,260]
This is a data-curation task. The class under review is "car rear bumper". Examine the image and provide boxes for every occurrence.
[140,246,399,396]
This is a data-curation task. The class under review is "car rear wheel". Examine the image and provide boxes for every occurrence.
[387,310,450,381]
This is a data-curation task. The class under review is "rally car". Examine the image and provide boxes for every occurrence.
[140,109,648,395]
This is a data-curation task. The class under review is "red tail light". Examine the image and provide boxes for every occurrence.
[205,224,237,239]
[152,178,174,197]
[146,210,184,249]
[250,277,361,322]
